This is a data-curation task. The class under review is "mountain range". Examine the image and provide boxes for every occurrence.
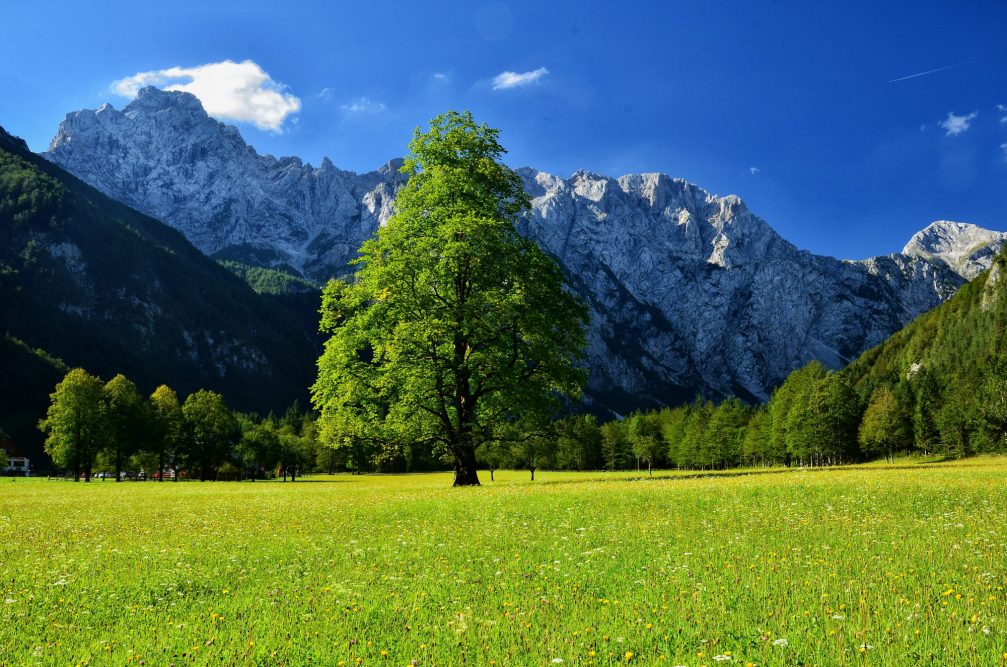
[41,87,1007,412]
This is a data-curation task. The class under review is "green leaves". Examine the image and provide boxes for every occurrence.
[313,112,587,484]
[181,390,239,480]
[38,368,105,475]
[858,386,912,460]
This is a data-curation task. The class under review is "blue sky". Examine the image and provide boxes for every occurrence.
[2,0,1006,259]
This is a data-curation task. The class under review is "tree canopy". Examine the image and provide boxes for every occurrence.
[38,368,105,480]
[312,111,588,485]
[181,390,240,481]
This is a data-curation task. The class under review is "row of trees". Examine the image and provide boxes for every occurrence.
[38,369,318,481]
[36,357,1007,480]
[465,358,1007,476]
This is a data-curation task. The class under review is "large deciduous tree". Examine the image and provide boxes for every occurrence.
[102,374,144,481]
[38,368,105,481]
[312,111,588,486]
[182,390,239,481]
[148,385,183,481]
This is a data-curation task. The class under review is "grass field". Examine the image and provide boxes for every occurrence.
[2,460,1006,666]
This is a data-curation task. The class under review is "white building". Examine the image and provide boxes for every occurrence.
[2,451,29,475]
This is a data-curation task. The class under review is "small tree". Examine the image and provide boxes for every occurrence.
[476,437,511,481]
[312,111,588,486]
[102,374,144,481]
[148,385,183,481]
[979,361,1007,449]
[740,410,771,467]
[316,442,343,474]
[628,412,664,475]
[600,420,631,471]
[182,390,239,481]
[554,414,603,470]
[704,399,750,469]
[236,418,281,480]
[935,374,979,459]
[858,386,911,463]
[680,400,714,469]
[510,430,553,481]
[39,369,105,481]
[912,367,941,456]
[660,407,690,468]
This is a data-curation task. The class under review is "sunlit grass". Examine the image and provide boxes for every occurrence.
[2,458,1006,665]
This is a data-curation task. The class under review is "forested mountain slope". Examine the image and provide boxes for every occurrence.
[0,124,320,458]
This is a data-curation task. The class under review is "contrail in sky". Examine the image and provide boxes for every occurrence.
[888,63,962,83]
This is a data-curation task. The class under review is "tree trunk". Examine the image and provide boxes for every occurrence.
[115,449,122,482]
[452,446,480,486]
[530,466,535,481]
[489,468,495,482]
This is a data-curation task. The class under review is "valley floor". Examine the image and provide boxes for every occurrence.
[2,459,1006,665]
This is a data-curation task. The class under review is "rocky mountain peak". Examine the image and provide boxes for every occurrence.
[902,220,1007,279]
[45,91,402,277]
[130,86,205,112]
[378,157,406,175]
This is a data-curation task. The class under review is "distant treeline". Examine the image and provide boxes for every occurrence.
[473,356,1007,476]
[38,368,326,481]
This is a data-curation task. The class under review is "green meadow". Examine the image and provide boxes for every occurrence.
[2,461,1006,666]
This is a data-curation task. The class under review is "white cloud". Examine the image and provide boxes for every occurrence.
[998,103,1007,112]
[112,59,300,132]
[113,70,166,96]
[1001,143,1007,160]
[340,97,387,114]
[491,67,549,90]
[317,87,334,100]
[432,72,449,82]
[940,110,977,136]
[749,166,759,175]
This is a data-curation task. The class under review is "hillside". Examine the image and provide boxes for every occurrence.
[0,335,67,462]
[847,249,1007,387]
[0,124,320,458]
